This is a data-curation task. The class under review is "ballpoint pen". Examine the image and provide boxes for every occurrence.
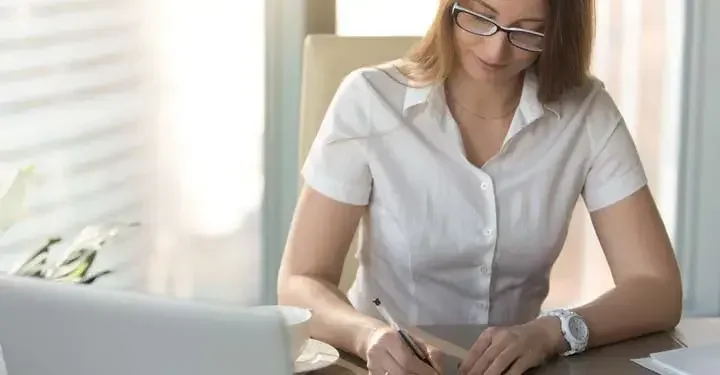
[372,298,437,370]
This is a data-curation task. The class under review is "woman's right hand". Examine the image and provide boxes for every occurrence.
[364,326,443,375]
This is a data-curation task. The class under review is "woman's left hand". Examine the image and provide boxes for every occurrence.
[458,319,561,375]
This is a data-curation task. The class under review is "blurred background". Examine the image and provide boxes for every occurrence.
[0,0,718,317]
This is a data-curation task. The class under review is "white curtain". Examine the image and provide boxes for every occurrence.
[139,0,266,304]
[575,0,684,306]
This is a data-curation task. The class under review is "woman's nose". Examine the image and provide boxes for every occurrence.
[478,32,512,63]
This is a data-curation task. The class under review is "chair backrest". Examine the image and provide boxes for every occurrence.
[299,35,421,292]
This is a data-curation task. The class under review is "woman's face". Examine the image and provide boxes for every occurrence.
[452,0,547,83]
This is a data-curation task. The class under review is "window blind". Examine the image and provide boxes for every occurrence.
[0,0,148,288]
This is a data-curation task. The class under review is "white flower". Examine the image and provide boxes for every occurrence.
[0,165,35,241]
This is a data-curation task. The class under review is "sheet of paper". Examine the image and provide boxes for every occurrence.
[631,358,683,375]
[0,344,7,375]
[632,343,720,375]
[405,326,470,361]
[650,343,720,374]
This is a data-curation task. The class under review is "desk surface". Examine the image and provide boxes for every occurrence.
[315,318,720,374]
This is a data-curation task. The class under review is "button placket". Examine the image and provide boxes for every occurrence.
[477,173,498,324]
[478,176,497,242]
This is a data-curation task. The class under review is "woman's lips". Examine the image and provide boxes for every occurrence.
[476,56,508,71]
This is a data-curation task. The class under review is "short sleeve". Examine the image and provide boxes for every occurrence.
[301,71,372,206]
[582,117,648,212]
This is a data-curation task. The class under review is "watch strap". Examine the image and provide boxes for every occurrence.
[540,309,588,356]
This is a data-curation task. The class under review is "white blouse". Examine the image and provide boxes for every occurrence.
[301,64,647,326]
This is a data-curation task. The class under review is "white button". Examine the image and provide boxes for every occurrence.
[480,182,489,190]
[484,228,493,236]
[480,264,490,274]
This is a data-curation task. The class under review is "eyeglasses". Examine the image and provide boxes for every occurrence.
[451,2,545,53]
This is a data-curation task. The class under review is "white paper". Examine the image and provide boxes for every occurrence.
[631,358,683,375]
[0,344,7,375]
[631,343,720,375]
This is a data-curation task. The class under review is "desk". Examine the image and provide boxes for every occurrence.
[315,318,720,374]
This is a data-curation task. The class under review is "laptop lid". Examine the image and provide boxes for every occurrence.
[0,275,293,375]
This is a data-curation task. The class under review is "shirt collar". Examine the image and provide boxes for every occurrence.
[401,72,561,123]
[402,83,445,118]
[518,72,561,123]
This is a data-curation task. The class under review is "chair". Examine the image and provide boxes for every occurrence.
[299,35,420,292]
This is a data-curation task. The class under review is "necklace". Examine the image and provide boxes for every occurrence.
[446,91,520,120]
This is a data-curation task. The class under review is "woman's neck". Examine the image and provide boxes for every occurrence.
[445,70,524,119]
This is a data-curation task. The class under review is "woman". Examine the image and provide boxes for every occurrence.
[278,0,682,374]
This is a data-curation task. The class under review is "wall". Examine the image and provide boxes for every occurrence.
[262,0,336,304]
[675,0,720,317]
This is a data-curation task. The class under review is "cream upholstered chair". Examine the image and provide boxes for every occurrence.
[299,35,420,293]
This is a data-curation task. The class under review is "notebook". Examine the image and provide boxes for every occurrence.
[632,343,720,374]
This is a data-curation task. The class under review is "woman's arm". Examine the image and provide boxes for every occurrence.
[459,186,683,375]
[282,69,440,374]
[538,186,682,354]
[277,186,385,358]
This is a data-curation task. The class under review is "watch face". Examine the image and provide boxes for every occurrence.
[568,316,589,341]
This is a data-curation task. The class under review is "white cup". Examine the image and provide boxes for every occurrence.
[250,305,312,360]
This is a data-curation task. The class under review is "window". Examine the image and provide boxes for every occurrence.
[0,0,266,305]
[0,0,149,286]
[142,0,265,304]
[337,0,437,36]
[336,0,685,308]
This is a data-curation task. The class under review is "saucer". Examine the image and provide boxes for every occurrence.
[294,338,340,373]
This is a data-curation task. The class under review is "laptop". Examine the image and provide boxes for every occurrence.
[0,275,294,375]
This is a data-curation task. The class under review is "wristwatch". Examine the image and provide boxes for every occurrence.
[540,309,589,356]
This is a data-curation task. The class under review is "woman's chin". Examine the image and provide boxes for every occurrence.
[463,66,503,83]
[461,62,523,86]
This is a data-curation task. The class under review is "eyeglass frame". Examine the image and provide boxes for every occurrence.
[450,2,545,53]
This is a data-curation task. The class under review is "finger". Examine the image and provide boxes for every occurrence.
[505,353,543,375]
[471,327,497,356]
[484,344,522,375]
[427,346,445,372]
[467,340,510,375]
[459,329,494,374]
[368,347,404,375]
[366,341,397,375]
[385,335,437,375]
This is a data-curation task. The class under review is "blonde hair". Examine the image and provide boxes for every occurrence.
[397,0,596,103]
